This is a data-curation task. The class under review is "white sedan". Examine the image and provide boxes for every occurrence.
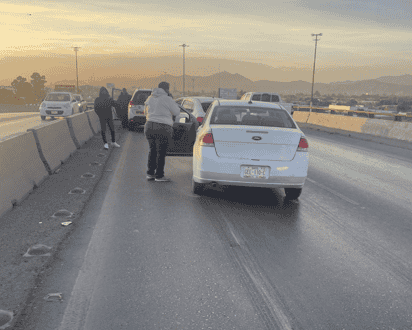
[189,100,309,199]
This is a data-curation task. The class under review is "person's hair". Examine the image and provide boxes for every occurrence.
[158,82,170,91]
[122,88,127,93]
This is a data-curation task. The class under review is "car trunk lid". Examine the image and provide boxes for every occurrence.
[211,126,301,161]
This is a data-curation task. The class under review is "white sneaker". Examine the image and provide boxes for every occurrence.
[111,142,121,148]
[104,143,109,150]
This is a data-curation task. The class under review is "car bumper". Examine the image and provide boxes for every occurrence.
[193,146,308,188]
[40,109,72,116]
[129,116,146,125]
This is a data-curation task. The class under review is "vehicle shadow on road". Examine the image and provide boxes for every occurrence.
[199,185,301,222]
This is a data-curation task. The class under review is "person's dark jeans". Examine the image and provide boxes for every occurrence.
[99,116,116,143]
[144,121,173,178]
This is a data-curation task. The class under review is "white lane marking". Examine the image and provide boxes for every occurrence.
[58,134,132,330]
[306,178,360,206]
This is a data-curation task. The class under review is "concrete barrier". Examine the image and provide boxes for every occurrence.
[65,113,94,148]
[28,120,77,174]
[0,131,49,217]
[86,110,101,134]
[293,111,310,123]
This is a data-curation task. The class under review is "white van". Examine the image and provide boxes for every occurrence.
[240,92,294,115]
[39,92,80,120]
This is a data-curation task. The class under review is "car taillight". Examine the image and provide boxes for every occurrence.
[197,117,203,123]
[129,101,134,106]
[199,132,214,147]
[297,137,309,151]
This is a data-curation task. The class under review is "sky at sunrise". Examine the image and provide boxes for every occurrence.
[1,0,412,85]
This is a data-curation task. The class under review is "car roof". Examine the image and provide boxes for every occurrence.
[213,99,283,109]
[248,92,281,95]
[133,89,152,92]
[185,97,216,102]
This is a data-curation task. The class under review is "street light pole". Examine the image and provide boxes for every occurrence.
[179,44,189,96]
[73,47,81,93]
[310,33,322,112]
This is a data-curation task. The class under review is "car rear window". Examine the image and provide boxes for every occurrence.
[201,102,212,112]
[271,95,280,102]
[210,106,296,128]
[132,91,152,105]
[45,94,70,102]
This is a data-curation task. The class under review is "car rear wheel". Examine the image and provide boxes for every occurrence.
[284,188,302,200]
[41,115,46,120]
[192,178,204,195]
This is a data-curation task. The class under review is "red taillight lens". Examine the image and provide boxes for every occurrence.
[202,133,214,144]
[297,137,309,151]
[197,117,203,123]
[129,101,134,106]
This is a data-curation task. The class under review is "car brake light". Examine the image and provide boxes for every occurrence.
[197,117,203,123]
[297,137,309,151]
[199,132,214,146]
[129,101,134,106]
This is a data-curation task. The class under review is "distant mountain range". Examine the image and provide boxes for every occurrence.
[54,72,412,96]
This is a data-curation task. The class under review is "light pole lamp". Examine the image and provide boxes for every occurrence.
[73,47,81,93]
[310,33,322,111]
[179,44,189,96]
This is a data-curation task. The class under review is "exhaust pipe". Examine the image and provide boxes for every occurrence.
[210,182,218,188]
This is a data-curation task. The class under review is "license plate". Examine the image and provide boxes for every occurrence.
[240,166,270,179]
[51,111,58,114]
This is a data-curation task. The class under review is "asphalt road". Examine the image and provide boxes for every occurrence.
[0,113,55,140]
[11,127,412,330]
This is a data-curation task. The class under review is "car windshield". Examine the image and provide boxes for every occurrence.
[45,93,71,102]
[210,106,296,128]
[132,91,152,105]
[74,96,81,101]
[201,102,212,112]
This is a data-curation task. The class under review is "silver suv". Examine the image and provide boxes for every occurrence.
[127,89,153,130]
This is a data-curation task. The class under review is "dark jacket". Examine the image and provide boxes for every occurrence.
[116,91,131,116]
[94,87,118,119]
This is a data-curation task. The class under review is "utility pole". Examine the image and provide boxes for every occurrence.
[218,64,221,97]
[310,33,322,111]
[73,47,81,93]
[179,44,189,96]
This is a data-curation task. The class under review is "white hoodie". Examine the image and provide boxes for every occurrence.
[144,88,181,127]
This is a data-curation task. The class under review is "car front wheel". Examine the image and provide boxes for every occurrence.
[284,188,302,200]
[192,178,204,195]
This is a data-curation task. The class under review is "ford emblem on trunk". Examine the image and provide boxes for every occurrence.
[252,136,262,141]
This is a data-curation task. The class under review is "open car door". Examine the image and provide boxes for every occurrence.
[166,106,199,156]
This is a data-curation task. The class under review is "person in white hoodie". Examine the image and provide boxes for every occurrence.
[144,82,181,182]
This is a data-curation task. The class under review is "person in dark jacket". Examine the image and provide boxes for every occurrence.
[94,87,120,150]
[116,88,131,129]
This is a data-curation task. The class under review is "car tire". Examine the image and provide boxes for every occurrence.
[128,122,133,131]
[41,115,46,120]
[284,188,302,200]
[192,178,204,195]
